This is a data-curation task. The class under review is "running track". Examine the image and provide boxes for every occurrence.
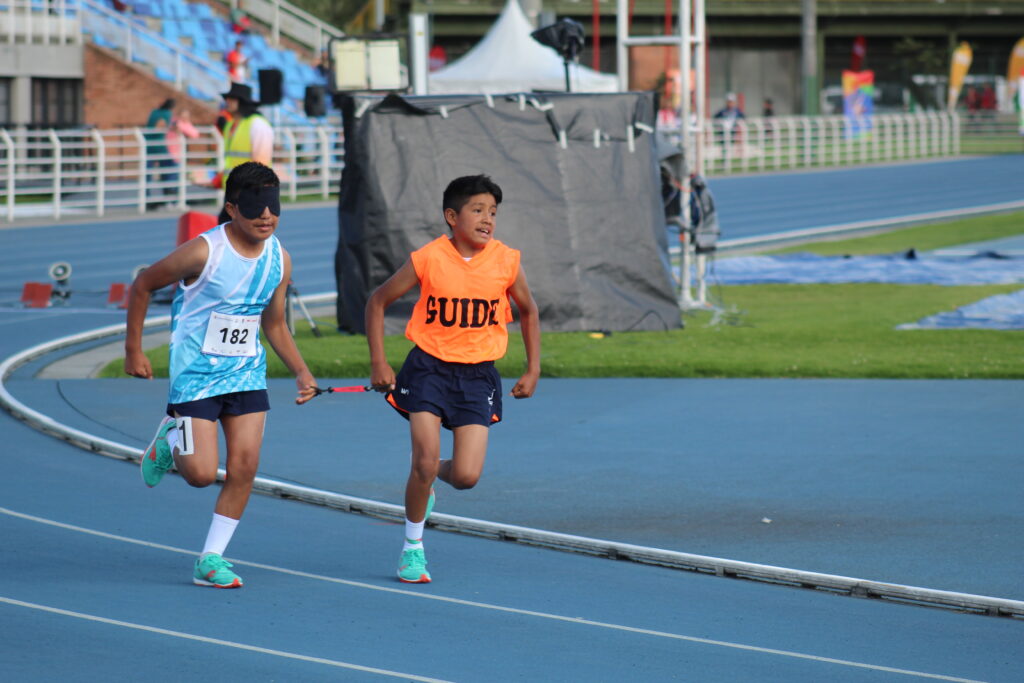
[1,156,1022,681]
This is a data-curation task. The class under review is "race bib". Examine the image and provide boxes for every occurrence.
[202,312,260,357]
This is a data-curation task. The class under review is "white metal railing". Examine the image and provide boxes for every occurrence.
[78,0,228,103]
[700,112,961,175]
[223,0,342,53]
[0,0,81,44]
[0,124,344,220]
[0,112,990,222]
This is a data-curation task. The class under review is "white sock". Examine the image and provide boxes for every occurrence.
[165,426,179,454]
[202,513,239,557]
[403,518,425,552]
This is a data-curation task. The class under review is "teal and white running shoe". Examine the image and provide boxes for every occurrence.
[141,416,175,488]
[397,547,431,584]
[193,553,243,588]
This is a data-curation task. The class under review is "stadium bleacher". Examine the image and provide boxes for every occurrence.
[83,0,328,125]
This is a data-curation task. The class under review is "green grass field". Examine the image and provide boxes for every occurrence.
[99,211,1024,380]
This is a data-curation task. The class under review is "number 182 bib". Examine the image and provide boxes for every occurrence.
[202,311,260,357]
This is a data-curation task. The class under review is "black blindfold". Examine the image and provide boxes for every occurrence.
[235,185,281,219]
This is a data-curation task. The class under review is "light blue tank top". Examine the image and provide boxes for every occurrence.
[168,224,283,404]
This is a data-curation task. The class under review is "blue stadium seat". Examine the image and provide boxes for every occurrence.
[162,0,186,19]
[247,33,268,53]
[154,66,175,82]
[160,20,180,43]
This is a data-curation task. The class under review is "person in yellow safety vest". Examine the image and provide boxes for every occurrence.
[214,82,274,222]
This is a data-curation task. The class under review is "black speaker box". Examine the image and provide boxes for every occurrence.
[258,69,283,105]
[304,85,327,117]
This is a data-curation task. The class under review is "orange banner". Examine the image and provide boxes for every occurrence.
[1008,37,1024,98]
[947,42,973,111]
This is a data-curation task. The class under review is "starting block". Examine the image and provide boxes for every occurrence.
[107,282,130,308]
[177,211,218,246]
[20,282,53,308]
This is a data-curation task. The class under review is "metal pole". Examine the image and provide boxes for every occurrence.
[801,0,818,115]
[679,0,691,167]
[615,0,628,91]
[48,129,61,220]
[316,126,329,197]
[410,13,428,95]
[91,128,105,217]
[134,127,147,213]
[1,129,14,221]
[272,0,280,47]
[693,0,706,176]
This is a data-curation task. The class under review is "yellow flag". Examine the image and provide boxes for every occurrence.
[1008,38,1024,98]
[947,42,973,111]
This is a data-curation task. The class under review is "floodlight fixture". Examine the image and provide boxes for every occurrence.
[531,18,585,92]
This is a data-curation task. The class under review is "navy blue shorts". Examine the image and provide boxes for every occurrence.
[167,389,270,421]
[387,346,502,430]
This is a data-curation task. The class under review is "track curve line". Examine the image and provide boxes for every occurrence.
[2,311,1022,619]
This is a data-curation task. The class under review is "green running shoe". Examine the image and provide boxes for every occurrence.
[425,488,435,522]
[193,553,243,588]
[397,547,431,584]
[141,416,175,488]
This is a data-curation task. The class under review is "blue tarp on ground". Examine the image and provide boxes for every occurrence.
[706,251,1024,286]
[898,288,1024,330]
[704,251,1024,330]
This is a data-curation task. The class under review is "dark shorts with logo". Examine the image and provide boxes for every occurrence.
[386,346,502,430]
[167,389,270,422]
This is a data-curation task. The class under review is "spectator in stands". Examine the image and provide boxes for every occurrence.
[167,107,199,168]
[980,84,997,126]
[145,98,176,208]
[215,82,274,222]
[714,92,745,151]
[230,2,252,35]
[965,86,980,130]
[226,40,248,83]
[315,49,330,83]
[715,92,745,125]
[762,97,775,137]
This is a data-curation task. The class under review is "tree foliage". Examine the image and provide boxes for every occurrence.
[286,0,373,33]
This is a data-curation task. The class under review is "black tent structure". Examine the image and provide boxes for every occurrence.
[335,91,680,334]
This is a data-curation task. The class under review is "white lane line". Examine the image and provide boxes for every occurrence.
[716,200,1024,250]
[0,596,451,683]
[0,506,986,683]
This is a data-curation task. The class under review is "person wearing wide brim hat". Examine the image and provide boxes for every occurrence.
[222,82,257,106]
[205,82,274,202]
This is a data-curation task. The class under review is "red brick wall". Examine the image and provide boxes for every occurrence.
[84,43,220,129]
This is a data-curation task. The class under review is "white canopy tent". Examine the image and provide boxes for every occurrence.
[428,0,620,95]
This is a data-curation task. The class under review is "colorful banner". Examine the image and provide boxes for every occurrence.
[1008,37,1024,101]
[842,70,874,138]
[947,41,973,111]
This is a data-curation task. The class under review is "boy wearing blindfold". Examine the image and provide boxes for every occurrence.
[124,161,318,589]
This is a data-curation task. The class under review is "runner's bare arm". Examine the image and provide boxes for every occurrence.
[365,258,419,392]
[508,265,540,399]
[124,238,209,379]
[261,248,317,404]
